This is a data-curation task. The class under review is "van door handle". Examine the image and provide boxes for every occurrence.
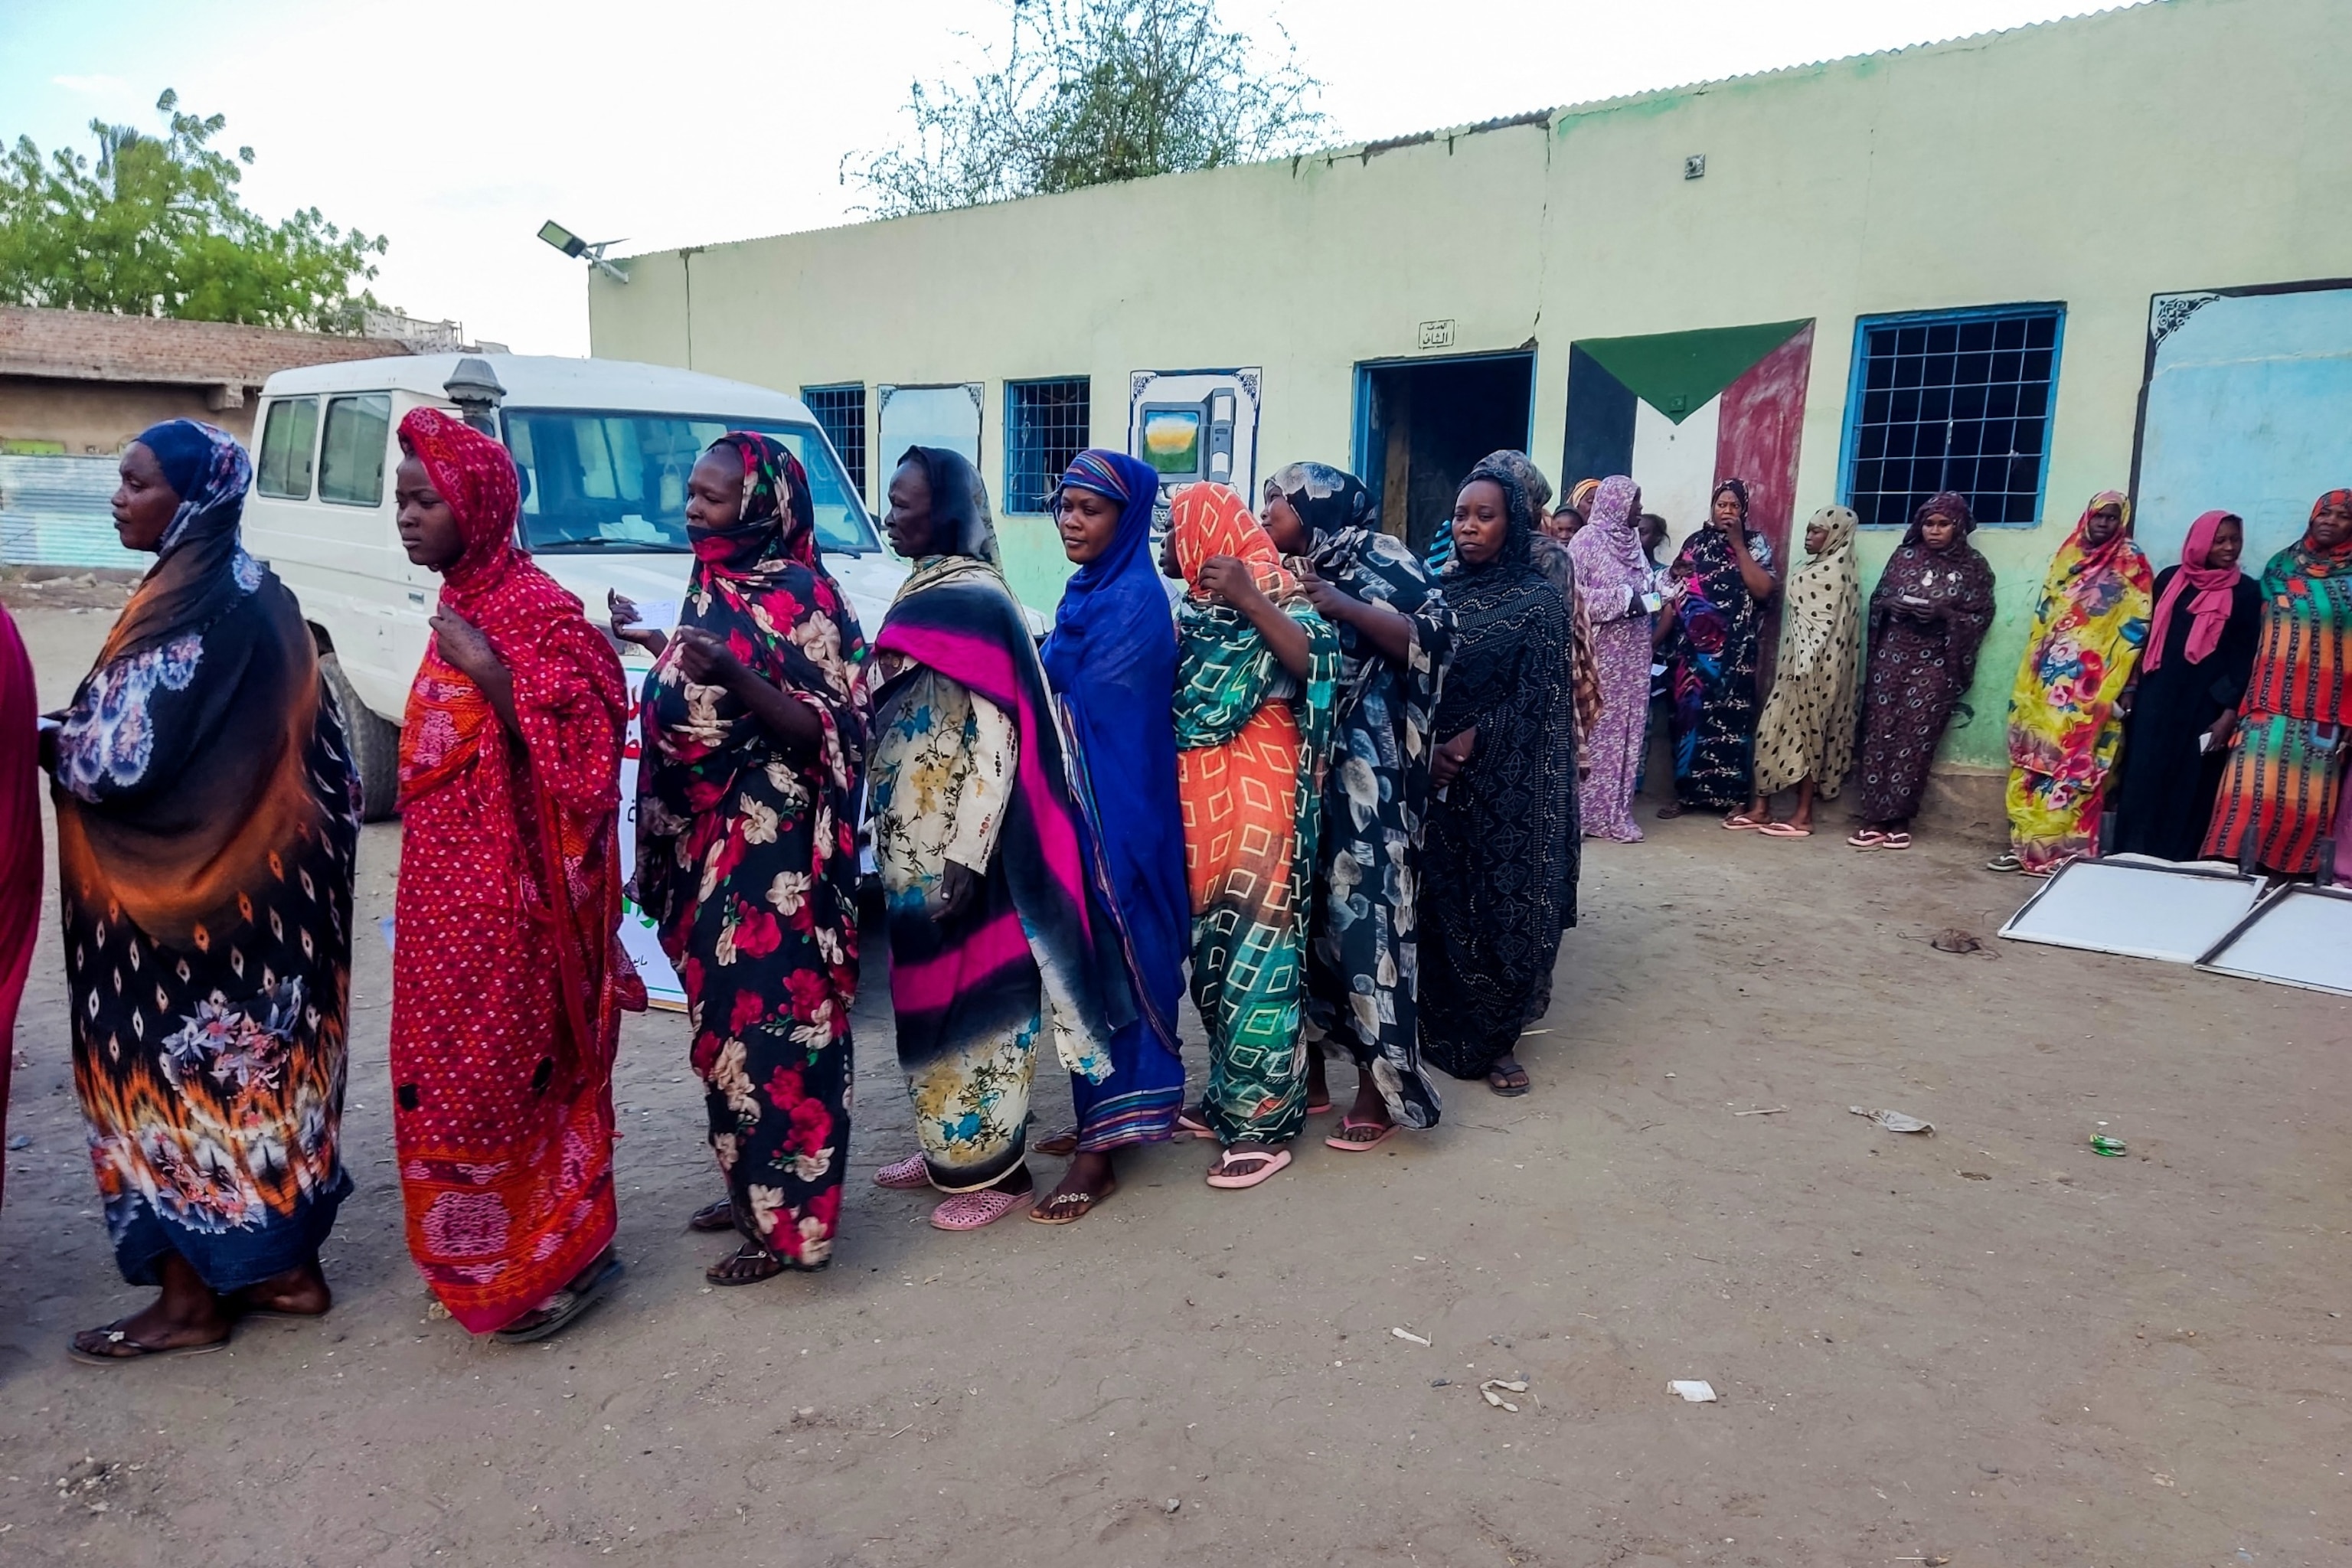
[407,590,426,606]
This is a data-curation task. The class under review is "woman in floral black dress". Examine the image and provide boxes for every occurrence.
[634,433,868,1284]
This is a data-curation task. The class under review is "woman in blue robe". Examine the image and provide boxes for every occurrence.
[1029,450,1189,1224]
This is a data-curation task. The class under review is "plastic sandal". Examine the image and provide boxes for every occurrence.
[1205,1145,1292,1189]
[1758,822,1812,838]
[1027,1181,1116,1225]
[1174,1108,1217,1141]
[1847,829,1886,849]
[1722,813,1766,831]
[1880,832,1913,850]
[67,1321,232,1365]
[495,1256,626,1343]
[874,1154,929,1189]
[930,1187,1034,1230]
[1984,851,2022,873]
[1326,1118,1399,1152]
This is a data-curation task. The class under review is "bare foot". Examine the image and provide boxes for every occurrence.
[73,1253,232,1358]
[1033,1149,1116,1224]
[233,1256,332,1318]
[1305,1051,1331,1112]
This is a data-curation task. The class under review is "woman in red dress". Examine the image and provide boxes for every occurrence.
[388,408,643,1341]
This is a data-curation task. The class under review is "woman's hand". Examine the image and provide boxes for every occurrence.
[1431,727,1477,789]
[1195,555,1265,611]
[1297,562,1353,623]
[935,861,980,924]
[430,609,522,736]
[2205,709,2239,753]
[608,590,668,658]
[430,609,503,685]
[671,626,744,689]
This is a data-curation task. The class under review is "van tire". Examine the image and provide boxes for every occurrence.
[320,652,400,822]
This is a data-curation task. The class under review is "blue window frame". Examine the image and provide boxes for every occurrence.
[1004,377,1090,514]
[799,384,867,502]
[1841,304,2065,528]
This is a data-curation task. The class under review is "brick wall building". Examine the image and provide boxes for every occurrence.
[0,306,410,455]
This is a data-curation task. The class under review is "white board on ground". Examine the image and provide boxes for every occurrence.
[2195,885,2352,996]
[1998,854,2267,965]
[617,708,687,1010]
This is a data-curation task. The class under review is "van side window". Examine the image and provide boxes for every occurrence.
[256,397,319,498]
[319,394,392,506]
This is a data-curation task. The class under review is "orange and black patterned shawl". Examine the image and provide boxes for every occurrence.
[50,420,361,1290]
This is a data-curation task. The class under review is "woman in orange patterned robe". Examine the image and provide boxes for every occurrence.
[388,408,642,1340]
[50,420,360,1361]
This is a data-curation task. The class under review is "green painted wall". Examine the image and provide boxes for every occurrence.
[591,0,2352,774]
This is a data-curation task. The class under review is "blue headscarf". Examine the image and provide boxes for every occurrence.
[108,420,259,659]
[1038,449,1188,1142]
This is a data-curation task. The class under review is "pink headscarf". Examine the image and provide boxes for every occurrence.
[2141,509,2242,671]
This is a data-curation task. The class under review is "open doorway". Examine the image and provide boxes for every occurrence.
[1354,351,1535,557]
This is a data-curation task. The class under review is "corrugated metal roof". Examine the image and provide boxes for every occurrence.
[0,454,145,569]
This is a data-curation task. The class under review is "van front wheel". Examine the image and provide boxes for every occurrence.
[320,652,401,822]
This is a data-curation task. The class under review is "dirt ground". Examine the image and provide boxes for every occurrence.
[2,599,2347,1568]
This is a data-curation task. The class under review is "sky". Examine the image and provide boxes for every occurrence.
[2,0,2120,356]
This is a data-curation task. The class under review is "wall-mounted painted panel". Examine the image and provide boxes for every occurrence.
[2133,281,2352,567]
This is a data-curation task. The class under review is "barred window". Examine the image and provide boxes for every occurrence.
[1004,378,1090,514]
[1845,307,2063,528]
[800,384,867,501]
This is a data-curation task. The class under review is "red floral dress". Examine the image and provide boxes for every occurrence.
[636,436,867,1267]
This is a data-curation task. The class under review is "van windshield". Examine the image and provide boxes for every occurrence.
[501,410,879,555]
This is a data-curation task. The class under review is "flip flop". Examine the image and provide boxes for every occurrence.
[1880,831,1913,851]
[1205,1145,1292,1189]
[495,1255,626,1344]
[1174,1108,1217,1142]
[874,1154,930,1190]
[1487,1064,1531,1097]
[68,1321,232,1365]
[1984,851,2022,873]
[1027,1181,1117,1225]
[686,1197,736,1232]
[1326,1118,1399,1152]
[1722,813,1766,831]
[1305,1098,1335,1116]
[1846,829,1886,849]
[931,1187,1035,1230]
[1757,822,1812,838]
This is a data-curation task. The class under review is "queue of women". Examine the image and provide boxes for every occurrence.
[2,410,2346,1361]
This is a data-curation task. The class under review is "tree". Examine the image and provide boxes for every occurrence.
[848,0,1327,217]
[0,90,388,332]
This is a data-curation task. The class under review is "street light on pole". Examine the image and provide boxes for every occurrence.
[537,220,629,283]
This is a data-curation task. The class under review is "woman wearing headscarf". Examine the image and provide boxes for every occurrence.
[636,433,868,1284]
[1743,506,1864,838]
[1851,492,1998,850]
[864,446,1129,1230]
[2110,511,2262,861]
[1570,475,1655,843]
[2202,489,2352,874]
[1991,492,2154,875]
[1660,477,1779,821]
[44,420,360,1361]
[1420,459,1578,1096]
[387,408,642,1341]
[0,603,38,1212]
[1164,484,1338,1188]
[1031,449,1187,1225]
[1260,462,1451,1145]
[1480,451,1602,760]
